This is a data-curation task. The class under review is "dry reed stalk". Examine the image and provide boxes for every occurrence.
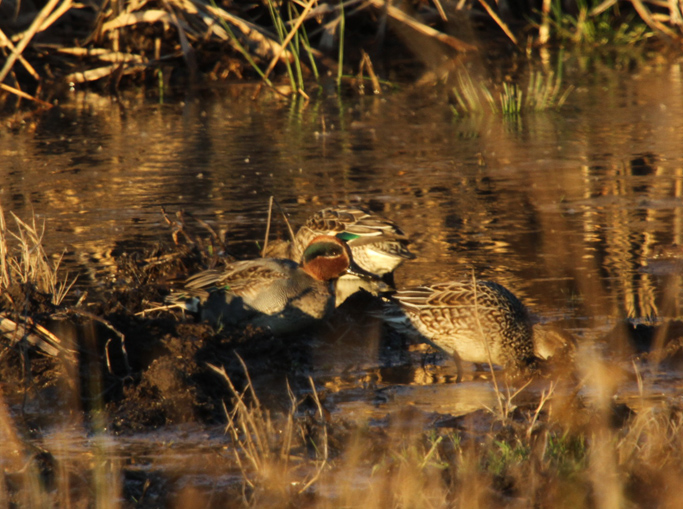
[196,0,293,61]
[359,50,381,94]
[539,0,552,44]
[475,0,519,45]
[0,82,51,107]
[261,196,296,257]
[433,0,448,21]
[590,0,619,15]
[262,196,275,257]
[630,0,679,35]
[0,0,66,85]
[669,0,683,24]
[369,0,479,52]
[39,0,73,33]
[0,205,8,289]
[58,47,146,63]
[260,0,318,84]
[0,314,74,357]
[65,63,148,84]
[0,28,40,80]
[101,10,187,33]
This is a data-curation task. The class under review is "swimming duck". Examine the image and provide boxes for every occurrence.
[381,279,560,381]
[167,235,361,334]
[267,206,415,304]
[290,207,415,277]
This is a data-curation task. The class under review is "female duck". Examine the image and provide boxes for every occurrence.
[382,279,573,380]
[169,235,358,334]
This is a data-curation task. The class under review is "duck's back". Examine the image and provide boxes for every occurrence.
[186,258,334,332]
[392,280,535,367]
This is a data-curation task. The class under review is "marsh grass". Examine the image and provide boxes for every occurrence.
[549,0,654,45]
[194,341,683,508]
[266,0,300,93]
[1,0,675,107]
[5,298,683,505]
[451,69,573,118]
[210,357,329,505]
[0,205,76,306]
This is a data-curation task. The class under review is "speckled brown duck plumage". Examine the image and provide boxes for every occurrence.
[382,279,540,380]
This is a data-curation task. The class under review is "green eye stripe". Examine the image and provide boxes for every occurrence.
[304,242,343,262]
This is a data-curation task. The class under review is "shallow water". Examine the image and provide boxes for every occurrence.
[3,63,683,321]
[3,57,683,503]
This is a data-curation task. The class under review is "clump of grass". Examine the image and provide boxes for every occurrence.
[0,204,76,306]
[548,0,654,46]
[210,358,328,505]
[451,70,573,118]
[451,71,492,116]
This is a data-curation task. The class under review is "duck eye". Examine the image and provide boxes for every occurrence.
[303,242,344,263]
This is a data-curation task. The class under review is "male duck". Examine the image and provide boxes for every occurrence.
[268,206,415,304]
[168,235,363,334]
[289,207,415,279]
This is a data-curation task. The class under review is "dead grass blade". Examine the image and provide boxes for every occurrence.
[359,50,381,94]
[6,212,77,305]
[261,196,296,257]
[0,314,75,357]
[475,0,519,45]
[262,196,275,257]
[208,356,329,500]
[297,376,328,494]
[0,206,77,307]
[0,0,66,85]
[369,0,479,52]
[0,28,40,80]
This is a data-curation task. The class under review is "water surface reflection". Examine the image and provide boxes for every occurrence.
[3,64,682,328]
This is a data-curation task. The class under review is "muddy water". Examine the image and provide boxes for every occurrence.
[2,59,683,501]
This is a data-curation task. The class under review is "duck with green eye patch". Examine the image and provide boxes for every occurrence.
[265,207,415,305]
[167,235,374,334]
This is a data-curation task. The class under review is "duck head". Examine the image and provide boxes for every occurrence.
[301,235,352,281]
[302,235,389,291]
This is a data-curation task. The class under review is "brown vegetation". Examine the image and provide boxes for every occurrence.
[1,0,682,109]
